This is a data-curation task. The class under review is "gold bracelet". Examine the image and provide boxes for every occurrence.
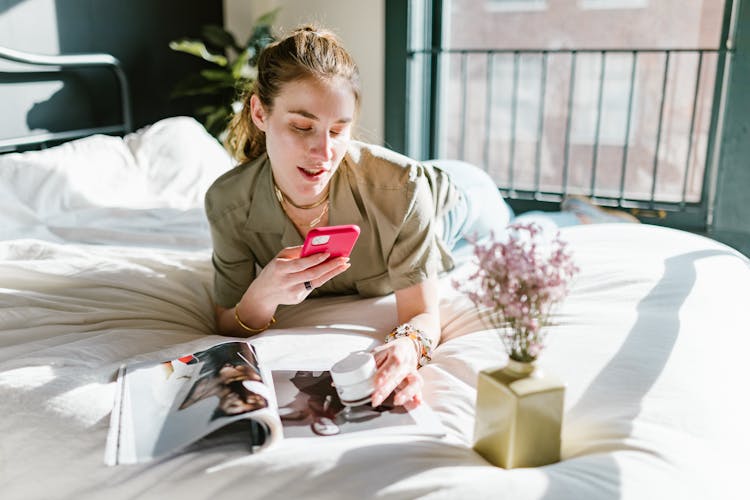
[234,307,276,333]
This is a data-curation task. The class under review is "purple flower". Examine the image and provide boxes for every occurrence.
[454,223,579,362]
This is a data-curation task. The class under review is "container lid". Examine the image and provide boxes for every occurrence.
[330,351,376,386]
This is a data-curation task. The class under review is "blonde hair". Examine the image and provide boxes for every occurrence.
[225,25,361,163]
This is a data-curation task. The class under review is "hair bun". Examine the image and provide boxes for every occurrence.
[296,24,319,34]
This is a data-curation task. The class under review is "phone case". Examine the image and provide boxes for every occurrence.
[300,224,361,259]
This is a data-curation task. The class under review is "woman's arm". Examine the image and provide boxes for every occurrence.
[370,277,441,407]
[215,247,351,337]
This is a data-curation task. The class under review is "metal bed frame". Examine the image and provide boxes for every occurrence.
[0,46,132,153]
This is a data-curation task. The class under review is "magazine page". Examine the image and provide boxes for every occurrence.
[271,365,445,439]
[105,341,281,465]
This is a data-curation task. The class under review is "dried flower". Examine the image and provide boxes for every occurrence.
[454,223,579,362]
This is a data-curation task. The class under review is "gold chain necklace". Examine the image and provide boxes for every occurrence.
[274,182,329,210]
[284,202,328,229]
[307,202,329,228]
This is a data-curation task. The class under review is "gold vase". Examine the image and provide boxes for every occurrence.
[473,358,565,468]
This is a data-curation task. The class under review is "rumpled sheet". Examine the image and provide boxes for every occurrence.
[1,118,749,499]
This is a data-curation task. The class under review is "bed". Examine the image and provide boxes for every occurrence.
[2,49,749,500]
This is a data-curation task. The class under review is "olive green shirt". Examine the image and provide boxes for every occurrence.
[205,141,458,308]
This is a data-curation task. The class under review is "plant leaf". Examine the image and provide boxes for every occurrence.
[201,24,241,52]
[171,74,235,98]
[230,49,252,80]
[244,8,280,65]
[203,106,232,138]
[246,25,275,66]
[168,39,228,67]
[200,69,235,83]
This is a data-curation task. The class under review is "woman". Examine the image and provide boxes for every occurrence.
[205,25,634,410]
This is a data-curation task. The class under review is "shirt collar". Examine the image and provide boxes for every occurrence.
[329,155,364,226]
[243,152,364,240]
[243,155,289,234]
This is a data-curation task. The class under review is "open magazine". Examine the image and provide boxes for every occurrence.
[105,341,444,465]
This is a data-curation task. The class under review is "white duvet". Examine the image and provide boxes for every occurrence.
[1,118,749,500]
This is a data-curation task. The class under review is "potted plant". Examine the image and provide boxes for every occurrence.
[454,223,579,468]
[168,8,280,139]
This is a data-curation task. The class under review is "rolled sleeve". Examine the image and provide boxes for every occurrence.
[206,209,256,309]
[387,174,442,291]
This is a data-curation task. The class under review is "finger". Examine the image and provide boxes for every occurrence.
[293,258,350,285]
[371,356,409,407]
[281,252,331,273]
[403,393,422,410]
[307,262,351,287]
[371,344,389,358]
[393,372,423,406]
[277,245,303,259]
[396,369,423,391]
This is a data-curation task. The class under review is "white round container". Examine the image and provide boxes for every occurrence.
[330,351,376,407]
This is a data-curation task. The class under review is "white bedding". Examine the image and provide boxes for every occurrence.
[1,118,749,500]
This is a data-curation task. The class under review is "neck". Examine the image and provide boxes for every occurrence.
[274,182,329,210]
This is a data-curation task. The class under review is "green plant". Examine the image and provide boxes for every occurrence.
[169,8,280,139]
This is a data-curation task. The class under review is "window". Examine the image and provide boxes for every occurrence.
[393,0,731,229]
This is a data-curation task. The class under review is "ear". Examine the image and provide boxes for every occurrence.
[249,94,268,132]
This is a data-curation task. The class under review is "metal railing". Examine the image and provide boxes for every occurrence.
[408,47,730,226]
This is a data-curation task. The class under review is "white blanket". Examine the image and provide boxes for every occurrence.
[1,118,749,500]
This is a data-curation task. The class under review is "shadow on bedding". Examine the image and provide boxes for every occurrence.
[542,249,733,499]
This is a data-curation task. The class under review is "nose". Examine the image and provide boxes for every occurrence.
[309,131,334,162]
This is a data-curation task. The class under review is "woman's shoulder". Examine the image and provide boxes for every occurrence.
[205,155,267,221]
[345,141,429,189]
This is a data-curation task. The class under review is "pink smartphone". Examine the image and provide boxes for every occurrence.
[300,224,360,259]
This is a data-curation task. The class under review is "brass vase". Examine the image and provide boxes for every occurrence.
[473,358,565,468]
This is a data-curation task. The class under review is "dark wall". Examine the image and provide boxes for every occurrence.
[0,0,222,135]
[711,0,750,256]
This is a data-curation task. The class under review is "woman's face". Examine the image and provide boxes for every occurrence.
[219,363,260,384]
[251,77,356,205]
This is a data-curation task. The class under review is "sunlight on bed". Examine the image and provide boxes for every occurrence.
[46,381,114,426]
[314,323,376,332]
[0,364,55,389]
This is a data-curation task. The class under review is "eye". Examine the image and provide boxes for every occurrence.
[330,126,349,137]
[292,125,312,133]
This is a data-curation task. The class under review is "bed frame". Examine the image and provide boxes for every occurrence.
[0,46,132,153]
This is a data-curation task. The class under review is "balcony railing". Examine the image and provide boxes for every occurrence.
[407,47,730,227]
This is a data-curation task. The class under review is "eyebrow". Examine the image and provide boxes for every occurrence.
[288,109,352,124]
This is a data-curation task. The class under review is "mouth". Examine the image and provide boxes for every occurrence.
[297,165,329,180]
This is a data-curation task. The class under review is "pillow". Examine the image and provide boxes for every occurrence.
[0,134,149,217]
[0,116,235,218]
[124,116,234,210]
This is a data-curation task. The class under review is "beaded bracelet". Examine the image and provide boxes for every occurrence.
[385,323,433,368]
[234,307,276,334]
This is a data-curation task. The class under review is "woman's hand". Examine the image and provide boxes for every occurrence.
[245,245,350,307]
[220,246,350,335]
[370,337,423,409]
[367,278,441,408]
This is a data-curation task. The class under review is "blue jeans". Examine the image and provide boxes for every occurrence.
[432,160,579,251]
